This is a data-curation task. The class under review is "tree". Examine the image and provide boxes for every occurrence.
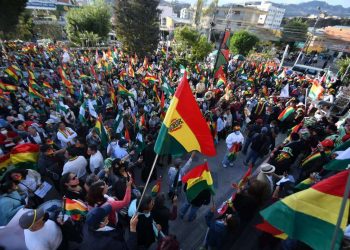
[115,0,160,57]
[34,23,65,41]
[174,25,213,65]
[65,0,111,45]
[230,30,259,56]
[0,0,28,38]
[337,57,350,83]
[281,19,308,43]
[194,0,205,27]
[203,0,218,17]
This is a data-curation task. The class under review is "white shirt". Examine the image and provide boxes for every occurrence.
[217,117,225,132]
[57,127,77,148]
[114,147,128,160]
[24,220,62,250]
[89,150,104,173]
[62,156,88,179]
[224,113,233,127]
[225,131,244,149]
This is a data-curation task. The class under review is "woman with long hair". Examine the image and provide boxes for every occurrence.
[86,178,132,226]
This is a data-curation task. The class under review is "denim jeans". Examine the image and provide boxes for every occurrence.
[245,149,259,165]
[222,150,234,167]
[180,200,200,221]
[242,137,252,154]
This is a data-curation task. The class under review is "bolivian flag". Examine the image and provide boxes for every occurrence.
[43,81,53,89]
[0,154,12,176]
[0,81,18,92]
[64,197,88,221]
[255,220,288,240]
[10,143,40,169]
[118,84,134,99]
[181,162,215,202]
[95,115,109,149]
[58,67,73,94]
[309,80,324,100]
[154,73,216,156]
[4,66,19,82]
[216,76,226,88]
[277,106,295,122]
[260,170,350,250]
[29,83,45,99]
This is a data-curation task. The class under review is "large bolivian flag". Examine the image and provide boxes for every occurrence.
[154,73,216,156]
[10,143,40,169]
[260,170,350,250]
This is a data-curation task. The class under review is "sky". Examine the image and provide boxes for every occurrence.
[185,0,350,8]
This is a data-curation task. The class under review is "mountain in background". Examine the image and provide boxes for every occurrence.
[272,1,350,17]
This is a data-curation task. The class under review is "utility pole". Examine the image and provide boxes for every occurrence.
[207,0,218,43]
[295,6,326,65]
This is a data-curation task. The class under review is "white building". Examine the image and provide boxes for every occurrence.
[246,0,285,30]
[180,8,194,20]
[158,4,177,30]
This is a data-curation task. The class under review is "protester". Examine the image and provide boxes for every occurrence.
[0,39,347,250]
[19,208,63,250]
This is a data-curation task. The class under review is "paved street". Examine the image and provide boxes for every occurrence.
[138,133,286,250]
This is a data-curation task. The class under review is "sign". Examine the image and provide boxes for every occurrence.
[26,0,56,10]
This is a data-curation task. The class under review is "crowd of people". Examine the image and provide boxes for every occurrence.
[0,40,349,250]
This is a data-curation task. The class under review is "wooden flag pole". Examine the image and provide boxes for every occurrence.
[136,154,159,213]
[330,167,350,250]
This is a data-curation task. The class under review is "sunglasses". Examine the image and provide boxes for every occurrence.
[70,175,77,181]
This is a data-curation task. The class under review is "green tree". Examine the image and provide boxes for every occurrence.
[230,30,259,56]
[194,0,205,27]
[0,0,28,38]
[337,57,350,83]
[34,23,64,41]
[203,0,218,17]
[115,0,160,57]
[281,19,308,42]
[174,25,212,65]
[65,0,111,45]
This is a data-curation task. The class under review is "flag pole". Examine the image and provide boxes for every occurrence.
[330,167,350,250]
[136,154,159,212]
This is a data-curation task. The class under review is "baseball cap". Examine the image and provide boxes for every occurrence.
[86,205,112,229]
[19,208,45,229]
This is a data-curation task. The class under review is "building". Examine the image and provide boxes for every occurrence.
[180,8,194,20]
[202,5,267,32]
[246,0,285,30]
[158,4,178,31]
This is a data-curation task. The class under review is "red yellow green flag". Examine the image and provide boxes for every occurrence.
[94,115,109,149]
[151,179,161,197]
[255,220,288,240]
[154,73,216,156]
[260,170,350,250]
[58,66,74,94]
[118,84,134,98]
[181,162,215,202]
[43,81,53,89]
[213,28,230,79]
[0,154,12,176]
[4,66,19,82]
[309,80,324,100]
[64,197,88,221]
[29,82,45,99]
[278,106,295,122]
[10,143,40,169]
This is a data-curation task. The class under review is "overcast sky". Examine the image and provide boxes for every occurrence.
[185,0,350,8]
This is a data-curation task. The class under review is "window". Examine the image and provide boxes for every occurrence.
[161,18,166,26]
[233,11,240,15]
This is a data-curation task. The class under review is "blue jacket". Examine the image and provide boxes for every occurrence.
[0,191,25,226]
[205,211,228,249]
